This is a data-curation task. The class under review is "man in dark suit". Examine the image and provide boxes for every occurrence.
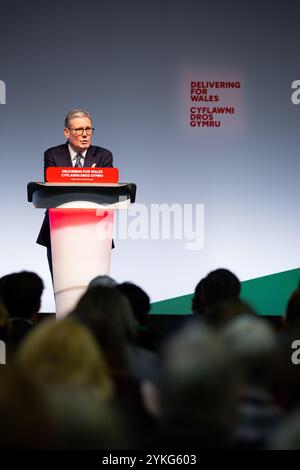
[36,109,113,273]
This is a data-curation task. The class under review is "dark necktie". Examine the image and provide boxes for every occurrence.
[74,154,83,167]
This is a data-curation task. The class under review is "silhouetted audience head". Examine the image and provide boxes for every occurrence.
[71,286,137,370]
[193,268,241,315]
[0,271,44,319]
[159,324,238,432]
[17,318,113,401]
[88,275,117,289]
[118,282,150,326]
[223,315,282,449]
[223,314,277,389]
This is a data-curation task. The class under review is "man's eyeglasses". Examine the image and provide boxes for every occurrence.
[69,127,95,136]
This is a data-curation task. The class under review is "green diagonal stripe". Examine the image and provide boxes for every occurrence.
[150,268,300,316]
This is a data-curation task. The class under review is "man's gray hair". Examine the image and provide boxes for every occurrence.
[64,109,92,128]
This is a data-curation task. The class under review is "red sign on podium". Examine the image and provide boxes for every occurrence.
[46,167,119,183]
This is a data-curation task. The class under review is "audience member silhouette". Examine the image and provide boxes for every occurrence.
[193,268,241,317]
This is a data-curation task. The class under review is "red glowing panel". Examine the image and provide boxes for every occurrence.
[49,209,114,230]
[46,167,119,183]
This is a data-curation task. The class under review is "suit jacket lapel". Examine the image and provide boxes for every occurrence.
[63,142,73,166]
[84,146,96,167]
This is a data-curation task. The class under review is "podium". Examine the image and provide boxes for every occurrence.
[27,181,136,318]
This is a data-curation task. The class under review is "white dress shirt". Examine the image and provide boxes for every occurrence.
[68,144,88,167]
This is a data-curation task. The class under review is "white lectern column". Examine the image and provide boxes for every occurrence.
[49,207,114,318]
[27,182,136,319]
